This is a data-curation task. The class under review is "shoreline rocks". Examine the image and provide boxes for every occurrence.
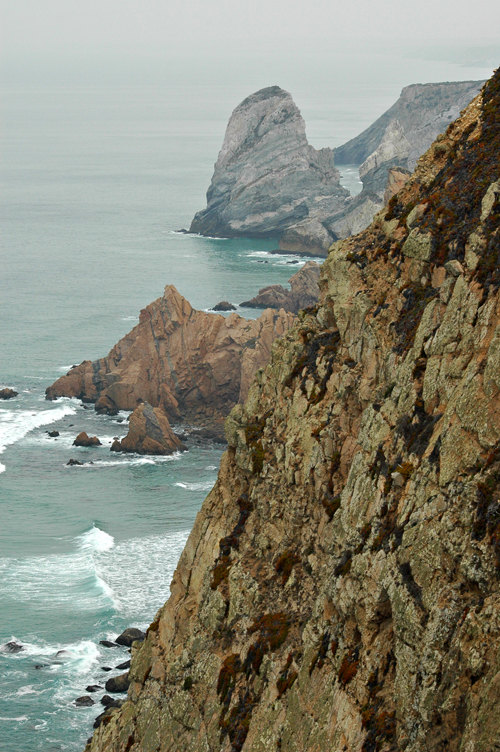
[73,432,101,447]
[212,301,236,311]
[115,628,145,647]
[0,388,18,400]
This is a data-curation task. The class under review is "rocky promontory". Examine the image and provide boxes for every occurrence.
[190,86,348,244]
[46,285,295,428]
[84,69,500,752]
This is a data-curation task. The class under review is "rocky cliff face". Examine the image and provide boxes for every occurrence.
[335,80,484,198]
[190,86,348,243]
[46,286,295,429]
[84,69,500,752]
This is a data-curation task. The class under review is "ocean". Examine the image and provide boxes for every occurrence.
[0,52,494,751]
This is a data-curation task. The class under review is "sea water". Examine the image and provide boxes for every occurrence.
[0,55,493,751]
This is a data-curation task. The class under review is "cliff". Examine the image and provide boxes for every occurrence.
[335,80,484,197]
[84,69,500,751]
[46,285,295,429]
[190,86,348,243]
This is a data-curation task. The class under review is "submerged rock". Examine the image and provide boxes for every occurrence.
[73,432,101,447]
[75,696,95,707]
[212,301,236,311]
[115,660,131,670]
[2,641,24,653]
[99,640,118,648]
[67,458,83,466]
[46,430,60,438]
[86,685,102,693]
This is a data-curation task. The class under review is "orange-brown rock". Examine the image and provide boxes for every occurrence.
[73,432,101,447]
[114,403,185,455]
[383,165,411,204]
[46,285,295,428]
[240,260,320,313]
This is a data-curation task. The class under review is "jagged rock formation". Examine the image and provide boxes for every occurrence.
[112,403,186,455]
[240,261,320,313]
[84,69,500,752]
[190,85,348,242]
[46,285,295,429]
[335,80,484,198]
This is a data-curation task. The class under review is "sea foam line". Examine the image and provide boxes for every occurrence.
[0,404,76,472]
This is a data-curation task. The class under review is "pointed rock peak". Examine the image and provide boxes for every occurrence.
[238,85,291,108]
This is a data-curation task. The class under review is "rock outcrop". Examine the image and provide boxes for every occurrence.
[190,86,348,241]
[0,388,18,399]
[46,285,295,429]
[240,261,320,313]
[113,403,185,455]
[73,432,101,447]
[84,69,500,752]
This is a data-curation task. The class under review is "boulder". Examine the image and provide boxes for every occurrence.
[116,403,186,456]
[212,301,236,311]
[2,641,23,653]
[46,430,60,438]
[101,667,113,672]
[115,627,145,647]
[99,640,118,648]
[101,695,122,708]
[67,458,84,466]
[104,672,130,693]
[0,388,18,400]
[190,86,348,239]
[75,696,95,707]
[73,432,101,447]
[115,659,131,670]
[86,685,102,693]
[110,439,122,452]
[241,261,320,314]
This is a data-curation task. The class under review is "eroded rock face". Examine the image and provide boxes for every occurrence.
[190,86,348,240]
[116,404,185,455]
[240,261,320,314]
[46,285,295,429]
[84,70,500,752]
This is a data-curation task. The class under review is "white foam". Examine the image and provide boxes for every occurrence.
[0,404,77,471]
[77,526,114,553]
[121,316,139,321]
[0,716,28,722]
[174,480,215,492]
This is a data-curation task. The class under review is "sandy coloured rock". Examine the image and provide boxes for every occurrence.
[240,261,320,313]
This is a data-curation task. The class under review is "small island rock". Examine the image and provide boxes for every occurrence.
[73,432,101,447]
[114,403,186,456]
[0,388,18,400]
[212,301,236,311]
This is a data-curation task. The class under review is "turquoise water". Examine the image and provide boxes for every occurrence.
[0,58,493,750]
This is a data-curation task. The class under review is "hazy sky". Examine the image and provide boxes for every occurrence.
[3,0,500,59]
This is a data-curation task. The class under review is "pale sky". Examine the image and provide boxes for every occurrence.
[2,0,500,58]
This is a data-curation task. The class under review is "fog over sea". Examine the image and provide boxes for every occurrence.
[0,46,494,751]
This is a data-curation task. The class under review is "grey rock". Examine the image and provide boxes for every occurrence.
[86,685,102,692]
[212,301,236,312]
[104,672,130,693]
[190,86,348,240]
[75,696,95,707]
[115,627,145,647]
[67,458,83,466]
[115,660,131,670]
[99,640,118,648]
[2,641,24,653]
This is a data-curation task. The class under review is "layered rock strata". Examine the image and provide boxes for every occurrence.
[240,261,320,313]
[85,69,500,752]
[46,285,295,429]
[190,86,348,242]
[335,80,484,197]
[111,403,185,455]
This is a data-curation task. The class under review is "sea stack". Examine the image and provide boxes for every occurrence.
[190,85,348,243]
